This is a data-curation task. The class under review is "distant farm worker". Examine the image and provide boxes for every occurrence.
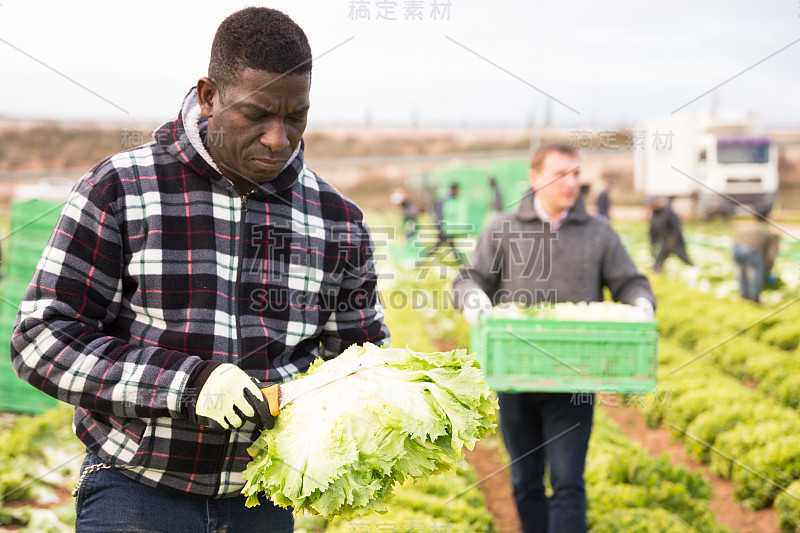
[733,215,780,303]
[421,182,464,263]
[489,175,504,212]
[390,187,420,240]
[647,196,693,272]
[453,143,655,533]
[595,179,612,220]
[10,7,388,532]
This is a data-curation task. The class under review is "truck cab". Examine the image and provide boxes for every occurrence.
[634,110,779,218]
[706,135,777,216]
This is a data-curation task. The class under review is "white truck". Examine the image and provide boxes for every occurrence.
[633,110,779,218]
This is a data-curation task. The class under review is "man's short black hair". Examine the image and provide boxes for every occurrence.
[208,7,312,93]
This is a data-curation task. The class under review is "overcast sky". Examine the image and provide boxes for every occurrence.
[0,0,798,128]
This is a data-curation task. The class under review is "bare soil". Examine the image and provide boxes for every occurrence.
[602,404,780,533]
[464,404,781,533]
[465,438,521,533]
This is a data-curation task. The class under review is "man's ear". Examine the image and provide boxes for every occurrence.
[196,77,217,118]
[528,168,539,191]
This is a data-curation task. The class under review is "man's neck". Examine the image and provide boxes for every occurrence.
[534,196,565,221]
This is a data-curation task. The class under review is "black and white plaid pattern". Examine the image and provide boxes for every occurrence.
[10,88,389,496]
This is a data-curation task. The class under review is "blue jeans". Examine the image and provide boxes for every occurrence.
[733,244,765,302]
[497,392,594,533]
[75,451,294,533]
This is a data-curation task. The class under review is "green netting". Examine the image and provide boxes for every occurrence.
[0,199,63,413]
[490,158,531,211]
[425,159,533,236]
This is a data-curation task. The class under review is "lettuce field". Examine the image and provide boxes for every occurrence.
[1,211,799,532]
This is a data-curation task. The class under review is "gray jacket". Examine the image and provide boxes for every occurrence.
[453,190,655,309]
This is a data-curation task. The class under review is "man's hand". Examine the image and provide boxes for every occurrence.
[195,364,274,430]
[634,297,655,320]
[463,289,492,327]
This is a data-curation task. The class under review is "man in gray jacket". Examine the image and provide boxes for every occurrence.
[453,143,655,533]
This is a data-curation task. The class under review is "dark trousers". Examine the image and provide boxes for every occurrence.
[733,243,766,302]
[653,241,692,272]
[74,451,293,532]
[498,392,594,533]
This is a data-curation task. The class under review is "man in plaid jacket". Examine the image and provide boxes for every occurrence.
[10,7,388,532]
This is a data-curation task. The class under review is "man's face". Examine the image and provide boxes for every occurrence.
[529,151,581,217]
[197,68,310,190]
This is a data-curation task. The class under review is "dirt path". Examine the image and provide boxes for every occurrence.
[603,404,779,533]
[465,438,521,533]
[466,406,780,533]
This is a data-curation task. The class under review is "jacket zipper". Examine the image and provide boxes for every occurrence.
[235,193,248,363]
[214,193,250,498]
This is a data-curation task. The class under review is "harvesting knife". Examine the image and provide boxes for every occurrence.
[259,359,365,416]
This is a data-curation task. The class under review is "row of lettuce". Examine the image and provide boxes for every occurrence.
[386,212,800,530]
[384,216,800,531]
[0,405,82,532]
[643,277,800,532]
[0,222,756,533]
[586,411,727,533]
[0,403,730,533]
[380,260,730,532]
[621,221,800,306]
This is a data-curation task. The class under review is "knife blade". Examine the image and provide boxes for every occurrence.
[260,359,365,417]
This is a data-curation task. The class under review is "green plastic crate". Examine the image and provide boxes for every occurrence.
[0,314,17,339]
[5,237,53,257]
[441,195,490,236]
[6,224,57,242]
[8,198,64,222]
[0,358,59,414]
[471,316,659,393]
[428,164,494,236]
[0,199,64,413]
[490,158,531,212]
[3,264,40,285]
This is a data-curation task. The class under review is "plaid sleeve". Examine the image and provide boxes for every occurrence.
[10,175,199,419]
[321,219,390,356]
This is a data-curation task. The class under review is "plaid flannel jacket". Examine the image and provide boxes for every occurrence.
[10,88,389,497]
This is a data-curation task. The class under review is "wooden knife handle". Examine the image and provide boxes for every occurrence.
[261,384,280,417]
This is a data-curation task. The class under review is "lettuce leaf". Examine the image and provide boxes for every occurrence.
[241,343,497,518]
